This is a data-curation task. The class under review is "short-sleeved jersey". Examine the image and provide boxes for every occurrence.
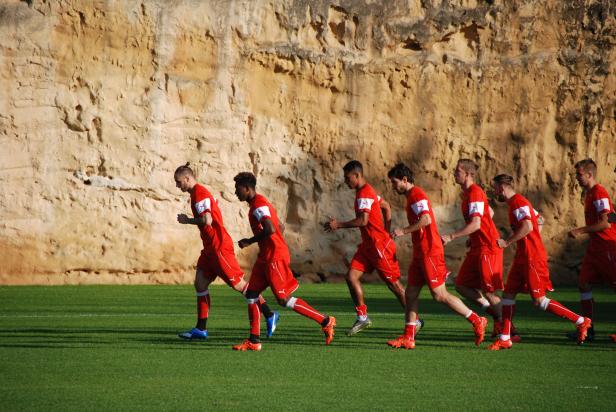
[406,186,444,257]
[507,193,547,262]
[355,183,392,251]
[461,184,500,253]
[190,183,234,252]
[584,184,616,251]
[248,193,290,263]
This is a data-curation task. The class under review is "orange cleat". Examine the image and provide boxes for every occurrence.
[576,317,592,344]
[610,334,616,343]
[322,316,336,345]
[387,335,416,349]
[487,338,513,351]
[232,339,262,352]
[473,317,488,346]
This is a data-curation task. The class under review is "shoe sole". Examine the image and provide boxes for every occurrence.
[347,321,372,336]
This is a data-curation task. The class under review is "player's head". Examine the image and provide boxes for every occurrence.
[174,162,196,192]
[574,158,597,188]
[343,160,364,189]
[234,172,257,201]
[454,159,478,185]
[387,163,414,194]
[492,174,515,202]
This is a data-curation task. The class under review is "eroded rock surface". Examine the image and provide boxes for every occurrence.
[1,0,614,284]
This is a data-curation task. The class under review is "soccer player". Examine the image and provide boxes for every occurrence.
[440,159,504,336]
[174,163,279,340]
[567,159,616,342]
[232,172,336,351]
[488,174,592,350]
[385,163,488,349]
[324,160,407,336]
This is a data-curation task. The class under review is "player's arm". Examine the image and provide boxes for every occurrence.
[569,213,611,238]
[278,218,286,234]
[489,206,494,218]
[324,211,369,232]
[392,214,431,239]
[497,219,532,248]
[441,216,481,245]
[380,198,392,233]
[536,214,545,233]
[238,218,275,248]
[177,212,213,228]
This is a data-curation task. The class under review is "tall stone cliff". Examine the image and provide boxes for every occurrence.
[1,0,614,284]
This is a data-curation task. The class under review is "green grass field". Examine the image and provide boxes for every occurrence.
[0,284,615,411]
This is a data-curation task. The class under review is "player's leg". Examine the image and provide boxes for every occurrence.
[269,260,336,344]
[431,283,487,346]
[488,292,516,350]
[534,295,590,343]
[233,279,279,338]
[232,288,263,351]
[346,267,372,335]
[179,267,213,340]
[388,285,421,349]
[385,279,406,308]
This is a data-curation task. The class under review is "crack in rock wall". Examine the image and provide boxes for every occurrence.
[1,0,614,284]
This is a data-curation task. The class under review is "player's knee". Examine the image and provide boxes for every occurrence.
[282,296,297,308]
[244,290,259,302]
[432,291,448,304]
[536,297,550,311]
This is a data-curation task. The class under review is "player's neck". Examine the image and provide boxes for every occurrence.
[356,179,367,191]
[586,180,598,190]
[405,183,414,194]
[187,182,198,194]
[504,190,516,202]
[462,179,474,190]
[246,191,257,203]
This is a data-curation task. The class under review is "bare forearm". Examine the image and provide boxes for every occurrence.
[450,220,480,240]
[339,217,366,229]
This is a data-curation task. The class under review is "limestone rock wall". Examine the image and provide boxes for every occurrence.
[1,0,615,285]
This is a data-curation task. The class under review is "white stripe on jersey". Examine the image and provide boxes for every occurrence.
[468,201,485,216]
[252,205,271,222]
[357,198,375,211]
[194,198,211,214]
[411,199,429,216]
[593,198,610,213]
[513,206,531,221]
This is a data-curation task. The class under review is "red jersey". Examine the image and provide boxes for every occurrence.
[248,193,290,263]
[507,193,547,262]
[190,184,234,252]
[584,184,616,251]
[355,183,392,252]
[461,184,500,253]
[406,186,444,257]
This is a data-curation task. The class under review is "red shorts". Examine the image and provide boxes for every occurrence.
[197,249,244,288]
[504,259,554,299]
[248,259,299,300]
[407,253,450,289]
[349,242,401,284]
[579,248,616,289]
[455,250,504,293]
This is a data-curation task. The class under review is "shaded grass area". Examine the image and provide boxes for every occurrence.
[0,284,615,411]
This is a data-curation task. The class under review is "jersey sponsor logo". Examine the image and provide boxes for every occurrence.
[593,198,611,213]
[411,199,429,216]
[357,197,375,211]
[468,201,485,216]
[194,198,211,214]
[513,206,531,221]
[252,205,271,221]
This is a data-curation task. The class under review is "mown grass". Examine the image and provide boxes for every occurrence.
[0,284,615,411]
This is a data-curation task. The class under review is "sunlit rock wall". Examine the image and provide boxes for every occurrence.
[1,0,614,284]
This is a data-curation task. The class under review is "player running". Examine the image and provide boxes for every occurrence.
[567,159,616,342]
[324,160,408,336]
[174,164,279,340]
[385,163,488,349]
[488,174,592,350]
[232,172,335,351]
[441,159,505,337]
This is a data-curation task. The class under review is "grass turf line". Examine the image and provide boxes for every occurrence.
[0,284,615,411]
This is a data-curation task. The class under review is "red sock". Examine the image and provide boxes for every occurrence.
[581,299,593,320]
[547,299,580,323]
[355,304,367,318]
[502,304,513,336]
[404,323,417,340]
[197,293,210,320]
[466,311,480,324]
[292,298,325,324]
[248,303,261,336]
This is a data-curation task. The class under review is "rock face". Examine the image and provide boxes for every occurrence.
[0,0,614,285]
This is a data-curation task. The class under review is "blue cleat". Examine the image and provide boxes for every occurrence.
[266,311,280,338]
[178,328,208,340]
